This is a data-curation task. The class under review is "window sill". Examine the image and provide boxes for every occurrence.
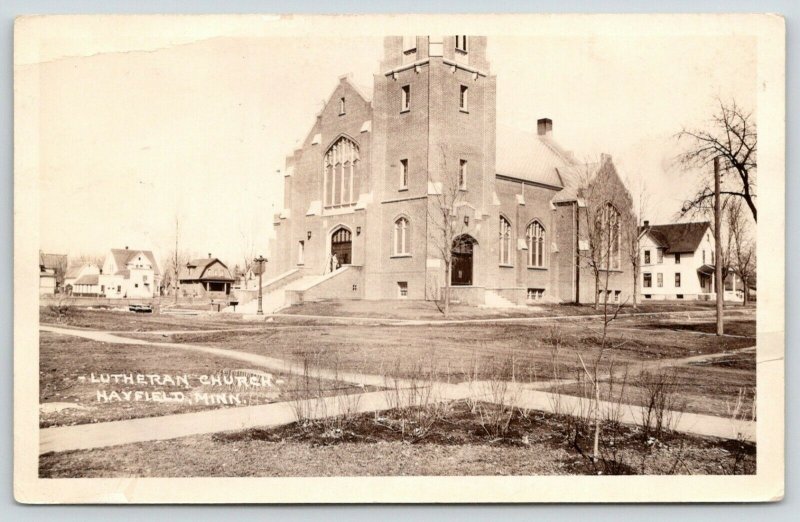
[499,264,514,268]
[400,109,410,114]
[459,109,469,114]
[398,187,408,192]
[391,254,412,259]
[527,266,548,271]
[455,48,468,55]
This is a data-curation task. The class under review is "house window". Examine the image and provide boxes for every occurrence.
[401,85,410,112]
[101,285,105,292]
[657,249,663,263]
[459,85,468,111]
[458,159,467,190]
[455,35,468,52]
[614,290,621,303]
[526,220,546,268]
[117,285,121,292]
[499,216,512,265]
[323,136,360,209]
[143,275,148,282]
[675,273,681,288]
[339,97,346,115]
[643,272,652,288]
[644,249,651,264]
[394,217,410,255]
[352,284,358,292]
[702,250,706,264]
[298,240,305,265]
[398,281,408,298]
[135,283,139,288]
[711,251,715,264]
[527,288,544,302]
[675,253,681,264]
[657,273,663,287]
[400,159,409,189]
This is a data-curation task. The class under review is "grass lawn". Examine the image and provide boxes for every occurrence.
[280,298,754,321]
[39,400,755,477]
[39,331,367,428]
[40,306,246,331]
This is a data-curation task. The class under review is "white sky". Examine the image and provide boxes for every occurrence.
[24,18,757,268]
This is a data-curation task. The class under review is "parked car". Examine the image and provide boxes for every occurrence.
[129,303,153,313]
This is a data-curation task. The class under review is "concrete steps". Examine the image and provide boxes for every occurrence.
[482,290,520,309]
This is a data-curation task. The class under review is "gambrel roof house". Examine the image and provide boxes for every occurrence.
[178,255,235,297]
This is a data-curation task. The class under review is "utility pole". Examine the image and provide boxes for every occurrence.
[714,156,724,336]
[254,255,267,315]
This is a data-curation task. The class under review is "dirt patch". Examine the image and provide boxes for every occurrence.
[40,400,755,477]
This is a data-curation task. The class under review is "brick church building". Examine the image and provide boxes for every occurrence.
[270,36,634,306]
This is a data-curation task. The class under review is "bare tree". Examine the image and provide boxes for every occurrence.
[575,157,635,309]
[676,98,757,222]
[165,216,186,303]
[427,145,468,317]
[727,198,756,305]
[623,182,649,310]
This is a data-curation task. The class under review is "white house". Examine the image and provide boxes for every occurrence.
[639,221,744,302]
[99,247,161,299]
[65,263,101,296]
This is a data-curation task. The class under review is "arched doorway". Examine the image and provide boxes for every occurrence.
[451,235,475,286]
[330,226,352,267]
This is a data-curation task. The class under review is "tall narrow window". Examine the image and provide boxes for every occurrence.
[675,273,681,287]
[400,159,409,189]
[459,85,468,111]
[702,250,706,263]
[600,203,621,270]
[643,273,652,288]
[499,216,512,265]
[401,85,410,111]
[657,249,663,263]
[458,159,467,190]
[657,273,663,287]
[675,253,681,264]
[644,250,651,264]
[393,217,410,255]
[526,221,546,268]
[455,35,468,52]
[323,136,360,209]
[339,97,346,115]
[297,240,305,265]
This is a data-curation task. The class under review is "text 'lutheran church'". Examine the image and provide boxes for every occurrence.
[270,36,634,306]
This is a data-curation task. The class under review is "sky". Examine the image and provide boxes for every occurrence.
[23,16,757,268]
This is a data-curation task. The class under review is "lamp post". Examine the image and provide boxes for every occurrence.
[253,255,267,315]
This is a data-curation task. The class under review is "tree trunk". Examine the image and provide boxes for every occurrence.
[444,261,451,317]
[742,277,749,306]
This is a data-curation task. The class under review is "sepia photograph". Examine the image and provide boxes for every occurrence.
[13,13,784,503]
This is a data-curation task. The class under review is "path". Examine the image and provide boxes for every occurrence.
[40,323,756,454]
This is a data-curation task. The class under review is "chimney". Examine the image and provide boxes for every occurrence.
[537,118,553,137]
[643,220,650,228]
[125,246,129,250]
[208,253,212,259]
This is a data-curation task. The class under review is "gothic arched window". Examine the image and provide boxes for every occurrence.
[499,216,512,265]
[393,217,410,255]
[324,136,360,209]
[602,203,621,270]
[526,220,546,268]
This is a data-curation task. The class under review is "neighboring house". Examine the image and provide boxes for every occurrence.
[639,221,744,302]
[178,255,235,297]
[99,247,161,298]
[39,252,67,295]
[65,264,101,296]
[233,267,260,291]
[269,35,635,305]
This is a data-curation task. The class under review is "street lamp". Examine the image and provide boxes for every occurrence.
[253,255,267,315]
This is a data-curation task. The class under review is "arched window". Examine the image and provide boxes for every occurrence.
[526,220,546,268]
[601,203,621,270]
[499,216,512,265]
[323,136,360,209]
[393,217,410,255]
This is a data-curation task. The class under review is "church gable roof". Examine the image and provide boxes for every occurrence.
[495,124,572,188]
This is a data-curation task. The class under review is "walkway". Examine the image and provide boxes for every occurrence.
[39,322,757,454]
